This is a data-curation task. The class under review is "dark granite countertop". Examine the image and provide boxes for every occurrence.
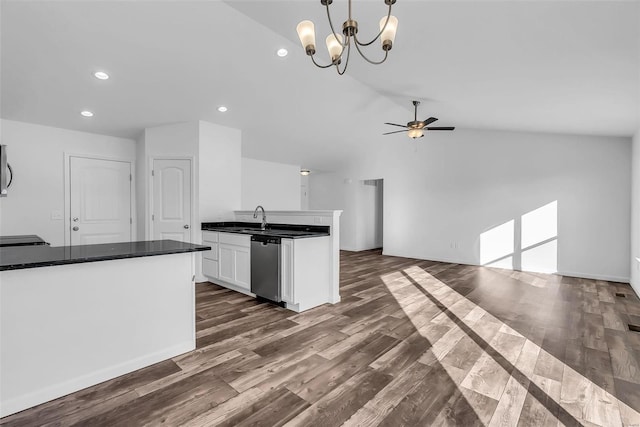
[0,240,210,271]
[201,222,330,239]
[0,235,48,247]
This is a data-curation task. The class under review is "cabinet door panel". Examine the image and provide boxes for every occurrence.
[202,231,219,243]
[202,243,218,261]
[235,247,251,290]
[203,258,219,279]
[219,246,235,283]
[281,239,294,303]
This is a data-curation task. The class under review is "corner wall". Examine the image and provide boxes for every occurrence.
[631,130,640,293]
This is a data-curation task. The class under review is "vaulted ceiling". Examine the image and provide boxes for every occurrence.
[1,1,638,171]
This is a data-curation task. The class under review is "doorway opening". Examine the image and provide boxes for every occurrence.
[361,178,384,251]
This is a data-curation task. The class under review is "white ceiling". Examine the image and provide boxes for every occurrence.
[1,1,638,171]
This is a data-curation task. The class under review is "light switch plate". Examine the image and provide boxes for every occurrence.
[51,210,63,220]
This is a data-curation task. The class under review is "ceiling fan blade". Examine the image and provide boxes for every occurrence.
[383,130,408,135]
[384,122,408,128]
[425,126,455,131]
[422,117,438,126]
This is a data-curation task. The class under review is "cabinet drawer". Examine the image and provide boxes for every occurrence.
[202,231,219,242]
[202,243,218,261]
[219,232,250,247]
[202,258,219,279]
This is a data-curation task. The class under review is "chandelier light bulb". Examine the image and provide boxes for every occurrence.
[296,20,316,55]
[325,33,344,62]
[379,15,398,51]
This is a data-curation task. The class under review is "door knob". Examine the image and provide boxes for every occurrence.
[72,217,79,222]
[72,226,79,231]
[184,224,190,229]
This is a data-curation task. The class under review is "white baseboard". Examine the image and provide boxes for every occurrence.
[381,250,471,266]
[380,250,631,284]
[0,341,195,418]
[556,270,630,284]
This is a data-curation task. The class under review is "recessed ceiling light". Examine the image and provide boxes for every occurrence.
[300,169,311,176]
[218,106,228,112]
[94,71,109,80]
[80,110,94,117]
[277,48,288,57]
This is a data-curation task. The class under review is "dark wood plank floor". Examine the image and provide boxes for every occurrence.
[3,250,640,426]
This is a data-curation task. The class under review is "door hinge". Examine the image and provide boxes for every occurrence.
[152,214,155,221]
[151,170,155,177]
[129,174,132,181]
[130,218,132,224]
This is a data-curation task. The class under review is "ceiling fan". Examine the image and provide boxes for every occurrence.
[383,101,455,139]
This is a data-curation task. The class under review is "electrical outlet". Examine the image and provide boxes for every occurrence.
[50,210,63,220]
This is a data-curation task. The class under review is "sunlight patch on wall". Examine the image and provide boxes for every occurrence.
[479,201,558,274]
[521,201,557,248]
[480,219,514,268]
[522,240,557,273]
[521,201,557,273]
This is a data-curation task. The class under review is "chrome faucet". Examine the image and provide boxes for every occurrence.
[253,205,267,230]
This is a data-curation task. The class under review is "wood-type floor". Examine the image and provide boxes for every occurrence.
[3,250,640,426]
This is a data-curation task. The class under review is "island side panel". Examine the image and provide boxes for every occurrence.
[0,252,196,417]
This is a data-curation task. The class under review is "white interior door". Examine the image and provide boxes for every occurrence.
[70,157,132,245]
[152,159,192,242]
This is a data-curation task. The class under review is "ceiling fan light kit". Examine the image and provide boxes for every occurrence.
[296,0,398,75]
[407,128,424,139]
[383,101,456,139]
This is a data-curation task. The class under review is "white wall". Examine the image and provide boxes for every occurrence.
[309,172,353,249]
[631,130,640,294]
[136,121,200,241]
[0,119,136,246]
[311,128,632,282]
[241,157,300,211]
[301,174,309,210]
[199,121,241,222]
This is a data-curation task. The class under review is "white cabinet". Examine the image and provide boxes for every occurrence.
[202,231,251,293]
[202,231,219,279]
[280,237,331,312]
[202,230,332,311]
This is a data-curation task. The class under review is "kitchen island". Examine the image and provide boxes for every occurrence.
[0,240,209,417]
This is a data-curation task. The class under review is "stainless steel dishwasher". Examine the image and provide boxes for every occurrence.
[250,235,282,304]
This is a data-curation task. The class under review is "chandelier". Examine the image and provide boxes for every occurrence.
[296,0,398,75]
